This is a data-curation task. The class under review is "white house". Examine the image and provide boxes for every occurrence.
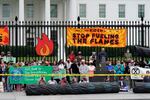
[0,0,150,21]
[0,0,150,61]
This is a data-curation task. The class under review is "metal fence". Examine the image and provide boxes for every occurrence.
[0,17,149,62]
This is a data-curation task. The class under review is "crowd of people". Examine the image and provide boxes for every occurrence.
[0,48,149,92]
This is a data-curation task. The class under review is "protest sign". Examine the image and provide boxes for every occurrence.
[67,27,126,47]
[9,66,53,84]
[130,66,150,80]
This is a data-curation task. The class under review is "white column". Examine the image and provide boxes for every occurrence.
[68,0,77,21]
[19,0,25,46]
[45,0,51,21]
[19,0,24,21]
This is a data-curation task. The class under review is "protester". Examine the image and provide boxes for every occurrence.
[71,77,78,84]
[70,60,80,82]
[70,60,80,74]
[76,51,83,64]
[79,78,88,83]
[143,71,150,82]
[114,61,125,81]
[0,52,5,61]
[59,77,68,86]
[58,59,65,70]
[124,49,132,63]
[79,60,89,82]
[105,61,114,82]
[97,48,107,68]
[65,59,72,74]
[89,52,96,66]
[119,76,128,92]
[68,51,75,62]
[114,61,125,74]
[88,60,95,81]
[105,61,114,73]
[124,62,130,74]
[38,76,46,85]
[6,63,13,92]
[48,77,57,85]
[52,60,60,83]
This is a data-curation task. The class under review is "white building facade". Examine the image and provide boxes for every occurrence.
[0,0,150,21]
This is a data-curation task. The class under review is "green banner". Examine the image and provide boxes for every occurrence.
[9,66,53,84]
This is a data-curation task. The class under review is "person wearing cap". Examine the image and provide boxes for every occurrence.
[79,59,89,82]
[76,51,83,65]
[89,52,96,66]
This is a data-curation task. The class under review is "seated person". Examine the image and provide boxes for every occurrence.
[105,61,114,73]
[144,71,150,82]
[119,77,128,92]
[38,76,46,85]
[48,77,57,85]
[79,78,88,83]
[59,77,68,86]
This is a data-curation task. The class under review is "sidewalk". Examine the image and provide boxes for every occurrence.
[0,92,150,100]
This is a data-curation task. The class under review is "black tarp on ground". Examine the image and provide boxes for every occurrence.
[25,82,119,95]
[133,82,150,93]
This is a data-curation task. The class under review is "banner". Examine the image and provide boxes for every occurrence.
[9,66,53,84]
[67,27,126,47]
[130,66,150,80]
[36,33,54,56]
[0,27,9,45]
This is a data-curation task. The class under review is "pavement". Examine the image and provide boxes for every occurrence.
[0,91,150,100]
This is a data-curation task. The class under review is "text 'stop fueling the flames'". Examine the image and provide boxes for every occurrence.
[35,33,54,56]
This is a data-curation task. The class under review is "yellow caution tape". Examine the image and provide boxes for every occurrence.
[0,74,150,77]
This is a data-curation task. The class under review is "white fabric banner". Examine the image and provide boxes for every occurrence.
[130,66,150,80]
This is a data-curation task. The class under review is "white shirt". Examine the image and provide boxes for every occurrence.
[88,65,95,71]
[48,80,57,85]
[58,64,65,70]
[66,62,72,69]
[79,64,89,74]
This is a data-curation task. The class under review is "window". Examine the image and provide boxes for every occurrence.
[51,30,57,44]
[26,4,34,18]
[79,4,86,18]
[119,4,125,18]
[51,4,57,18]
[26,29,35,46]
[99,4,106,18]
[2,4,10,18]
[138,4,145,18]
